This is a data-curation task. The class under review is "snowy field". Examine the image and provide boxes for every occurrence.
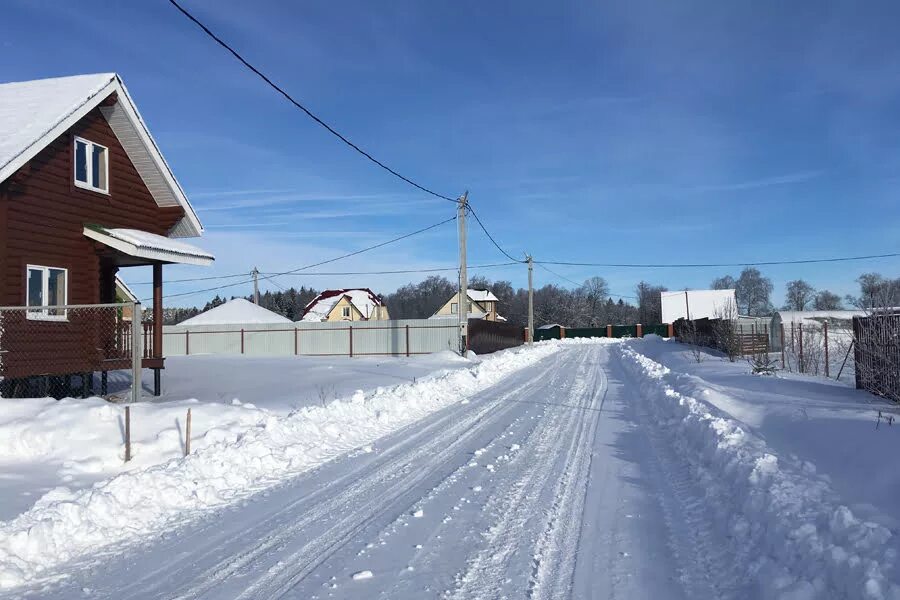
[0,352,471,520]
[1,338,899,598]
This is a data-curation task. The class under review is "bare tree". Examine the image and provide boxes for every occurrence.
[784,279,816,311]
[711,301,741,361]
[711,275,736,290]
[636,281,667,324]
[813,290,843,310]
[736,268,774,316]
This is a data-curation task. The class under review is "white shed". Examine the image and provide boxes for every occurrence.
[661,289,737,323]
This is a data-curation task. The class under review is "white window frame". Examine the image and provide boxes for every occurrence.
[73,136,109,194]
[26,264,68,321]
[451,302,458,314]
[342,305,352,318]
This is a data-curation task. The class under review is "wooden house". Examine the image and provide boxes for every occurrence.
[0,73,213,397]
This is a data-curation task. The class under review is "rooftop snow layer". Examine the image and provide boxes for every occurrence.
[83,226,214,265]
[178,298,292,327]
[0,73,115,177]
[467,289,499,302]
[301,289,382,322]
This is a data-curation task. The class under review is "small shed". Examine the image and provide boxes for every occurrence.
[661,289,738,323]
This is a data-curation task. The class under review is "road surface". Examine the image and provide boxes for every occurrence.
[25,344,738,599]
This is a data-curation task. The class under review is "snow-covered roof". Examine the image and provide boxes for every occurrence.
[429,312,488,321]
[301,288,384,322]
[0,73,203,237]
[114,275,138,302]
[84,225,214,266]
[538,323,563,329]
[178,298,292,327]
[467,289,499,302]
[661,289,737,323]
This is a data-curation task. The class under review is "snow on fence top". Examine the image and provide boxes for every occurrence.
[661,289,737,323]
[177,298,292,327]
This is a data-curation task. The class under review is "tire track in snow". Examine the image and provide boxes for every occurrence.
[619,357,744,599]
[228,351,575,600]
[447,346,606,600]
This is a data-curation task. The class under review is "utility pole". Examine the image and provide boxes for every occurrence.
[252,267,260,305]
[527,255,534,345]
[458,191,468,355]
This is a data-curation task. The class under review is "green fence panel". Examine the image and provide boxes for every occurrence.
[642,324,669,337]
[534,328,560,341]
[608,325,634,338]
[563,327,608,339]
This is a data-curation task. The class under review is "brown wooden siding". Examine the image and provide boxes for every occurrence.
[0,98,186,379]
[2,101,185,306]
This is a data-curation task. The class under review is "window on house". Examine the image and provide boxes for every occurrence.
[342,306,351,318]
[26,265,67,319]
[451,302,458,314]
[74,137,108,193]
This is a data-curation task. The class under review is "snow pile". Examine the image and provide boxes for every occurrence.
[0,341,567,589]
[178,298,292,326]
[616,343,900,600]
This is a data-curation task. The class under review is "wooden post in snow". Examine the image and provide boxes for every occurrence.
[185,408,192,456]
[824,321,830,378]
[124,405,131,463]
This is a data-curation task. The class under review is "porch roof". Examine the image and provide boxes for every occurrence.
[84,225,215,266]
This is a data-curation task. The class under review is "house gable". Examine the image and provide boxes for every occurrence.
[0,105,187,305]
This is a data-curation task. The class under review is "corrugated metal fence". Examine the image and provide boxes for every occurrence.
[534,323,669,342]
[163,319,459,357]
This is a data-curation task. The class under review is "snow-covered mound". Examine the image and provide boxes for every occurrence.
[178,298,292,326]
[616,343,900,600]
[0,341,570,590]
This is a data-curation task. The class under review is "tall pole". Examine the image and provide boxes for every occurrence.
[252,267,260,305]
[527,255,534,345]
[458,192,468,355]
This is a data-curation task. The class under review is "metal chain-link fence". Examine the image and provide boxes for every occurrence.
[0,302,142,400]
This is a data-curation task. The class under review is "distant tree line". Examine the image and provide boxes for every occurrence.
[160,269,896,326]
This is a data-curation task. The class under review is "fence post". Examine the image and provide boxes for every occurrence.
[824,321,830,378]
[636,323,643,338]
[294,327,298,356]
[241,328,245,354]
[667,323,674,338]
[131,301,142,404]
[606,324,612,338]
[739,324,744,355]
[560,327,566,339]
[124,405,131,463]
[406,325,410,357]
[799,322,804,373]
[791,322,795,351]
[349,326,354,357]
[185,408,192,456]
[185,330,190,356]
[780,323,785,369]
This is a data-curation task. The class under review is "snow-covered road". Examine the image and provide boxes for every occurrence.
[19,343,710,599]
[13,340,897,599]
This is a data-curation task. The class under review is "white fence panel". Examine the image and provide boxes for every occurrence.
[162,319,458,358]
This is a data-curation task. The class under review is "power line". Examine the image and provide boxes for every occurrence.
[535,251,900,269]
[151,215,457,301]
[468,205,525,263]
[167,0,458,205]
[131,261,518,286]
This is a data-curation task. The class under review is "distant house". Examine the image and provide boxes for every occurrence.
[430,289,505,322]
[0,73,213,396]
[300,288,390,322]
[179,298,292,327]
[661,289,737,323]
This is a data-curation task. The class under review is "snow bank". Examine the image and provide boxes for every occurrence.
[0,341,567,589]
[616,343,900,600]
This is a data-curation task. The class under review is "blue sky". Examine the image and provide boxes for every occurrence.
[4,0,900,307]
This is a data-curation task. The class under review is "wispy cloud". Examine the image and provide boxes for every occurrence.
[693,170,824,192]
[195,192,431,213]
